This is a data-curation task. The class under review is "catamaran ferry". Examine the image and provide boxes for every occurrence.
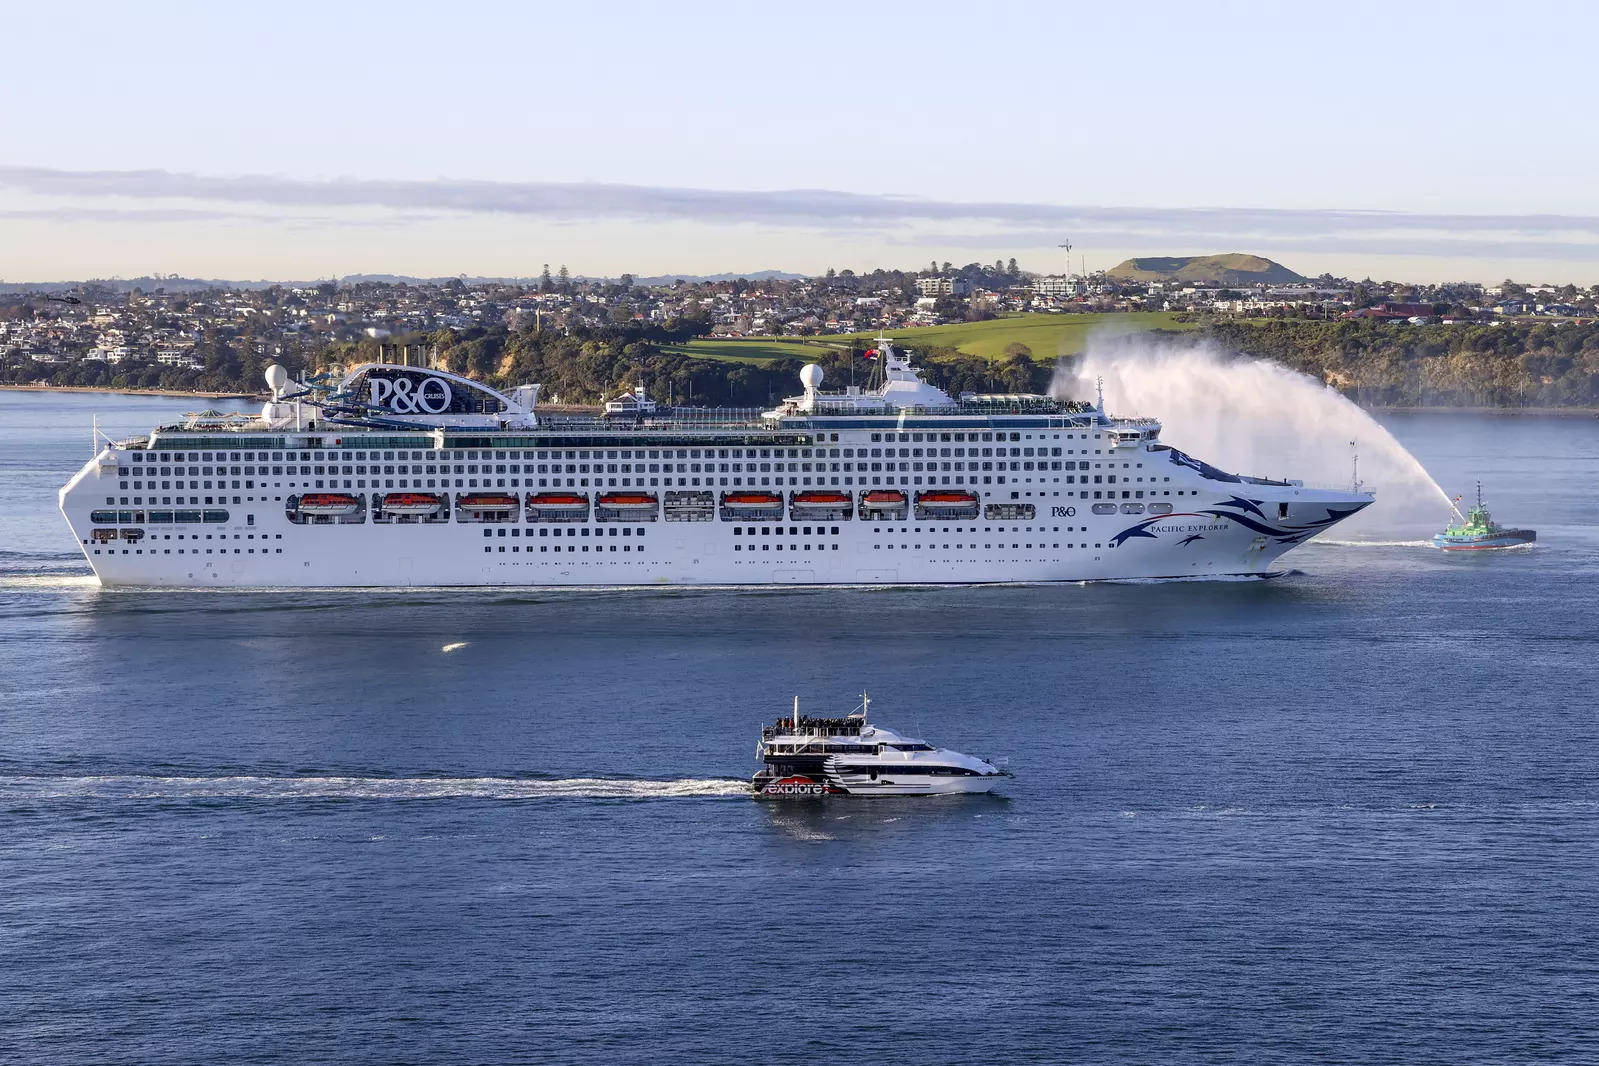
[59,341,1373,588]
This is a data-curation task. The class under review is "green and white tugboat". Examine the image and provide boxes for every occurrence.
[1434,483,1536,551]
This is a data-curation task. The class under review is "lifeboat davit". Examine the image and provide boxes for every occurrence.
[723,492,784,510]
[917,490,980,509]
[458,493,520,513]
[298,493,361,516]
[380,492,441,516]
[597,493,659,510]
[861,490,908,509]
[526,492,589,512]
[792,491,852,507]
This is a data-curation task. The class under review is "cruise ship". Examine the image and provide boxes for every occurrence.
[59,341,1374,588]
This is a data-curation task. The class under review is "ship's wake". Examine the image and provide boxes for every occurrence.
[0,550,92,587]
[0,774,749,801]
[0,574,98,590]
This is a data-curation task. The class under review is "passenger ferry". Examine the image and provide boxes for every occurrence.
[752,694,1006,797]
[59,340,1373,588]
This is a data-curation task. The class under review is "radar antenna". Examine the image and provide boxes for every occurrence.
[850,690,871,721]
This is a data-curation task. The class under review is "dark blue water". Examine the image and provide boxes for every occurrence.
[4,391,1598,1064]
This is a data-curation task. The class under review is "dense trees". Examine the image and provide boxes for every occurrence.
[1196,319,1599,406]
[7,309,1598,409]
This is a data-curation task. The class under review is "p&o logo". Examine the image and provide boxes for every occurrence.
[370,374,452,414]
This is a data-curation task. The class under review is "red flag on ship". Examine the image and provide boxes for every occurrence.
[863,348,879,360]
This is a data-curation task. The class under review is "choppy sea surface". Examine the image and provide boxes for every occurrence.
[3,390,1598,1064]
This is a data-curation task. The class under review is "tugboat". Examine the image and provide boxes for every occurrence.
[1433,483,1536,551]
[751,693,1007,798]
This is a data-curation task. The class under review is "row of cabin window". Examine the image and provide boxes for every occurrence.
[123,449,1118,479]
[733,544,840,552]
[487,544,646,554]
[93,547,286,556]
[127,437,1117,468]
[483,527,647,537]
[873,543,1098,551]
[131,429,1110,466]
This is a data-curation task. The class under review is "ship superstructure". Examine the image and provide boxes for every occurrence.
[59,341,1373,588]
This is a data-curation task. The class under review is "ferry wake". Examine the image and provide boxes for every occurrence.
[59,340,1373,588]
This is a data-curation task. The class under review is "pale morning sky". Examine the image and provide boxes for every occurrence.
[3,0,1597,284]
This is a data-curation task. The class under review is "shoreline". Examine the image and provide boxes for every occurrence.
[1368,405,1598,416]
[0,384,260,400]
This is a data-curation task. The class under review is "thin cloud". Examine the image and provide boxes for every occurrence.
[0,204,445,228]
[3,165,1598,259]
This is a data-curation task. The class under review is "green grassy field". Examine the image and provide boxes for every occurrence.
[659,339,843,364]
[666,313,1191,364]
[832,312,1193,361]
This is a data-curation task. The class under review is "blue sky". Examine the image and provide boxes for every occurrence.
[4,0,1597,282]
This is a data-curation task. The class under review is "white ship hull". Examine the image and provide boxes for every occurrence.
[61,455,1365,588]
[827,775,1003,796]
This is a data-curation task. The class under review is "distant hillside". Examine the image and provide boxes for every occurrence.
[1105,254,1304,285]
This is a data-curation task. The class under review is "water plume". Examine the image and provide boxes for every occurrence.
[1057,336,1455,540]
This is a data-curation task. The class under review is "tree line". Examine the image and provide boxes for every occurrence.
[1190,319,1599,406]
[7,315,1597,408]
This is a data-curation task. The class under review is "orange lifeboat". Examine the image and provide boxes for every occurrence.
[298,492,361,516]
[597,492,659,510]
[526,492,589,511]
[792,491,852,507]
[917,490,980,509]
[458,493,520,513]
[861,490,908,510]
[723,491,784,511]
[380,492,441,516]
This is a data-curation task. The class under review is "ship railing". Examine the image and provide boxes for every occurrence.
[1290,480,1377,495]
[808,400,1088,416]
[550,409,774,430]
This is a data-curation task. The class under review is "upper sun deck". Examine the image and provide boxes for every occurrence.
[117,337,1154,451]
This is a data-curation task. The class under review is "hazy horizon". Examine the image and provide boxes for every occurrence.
[5,1,1598,285]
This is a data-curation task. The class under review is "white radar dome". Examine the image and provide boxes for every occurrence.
[799,364,824,388]
[264,363,290,394]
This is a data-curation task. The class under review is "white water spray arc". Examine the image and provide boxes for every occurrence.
[1059,337,1456,541]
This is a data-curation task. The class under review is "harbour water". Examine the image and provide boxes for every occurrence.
[4,390,1599,1063]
